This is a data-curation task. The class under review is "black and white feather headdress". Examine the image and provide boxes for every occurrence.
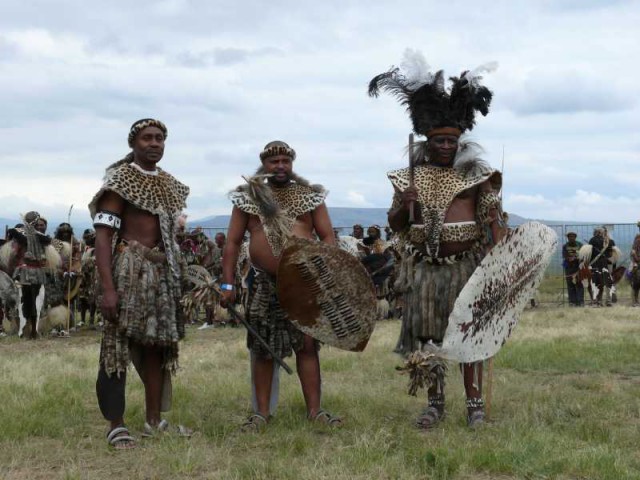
[368,49,497,137]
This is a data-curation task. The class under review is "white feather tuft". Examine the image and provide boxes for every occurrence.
[400,48,433,87]
[464,61,498,87]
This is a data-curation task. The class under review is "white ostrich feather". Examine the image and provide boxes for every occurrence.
[400,48,433,87]
[463,61,498,88]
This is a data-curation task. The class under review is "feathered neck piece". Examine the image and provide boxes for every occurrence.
[368,49,496,138]
[238,166,324,221]
[233,167,326,257]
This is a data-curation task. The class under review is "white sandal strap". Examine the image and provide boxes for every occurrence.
[107,426,132,444]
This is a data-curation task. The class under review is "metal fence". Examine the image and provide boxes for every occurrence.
[194,223,639,306]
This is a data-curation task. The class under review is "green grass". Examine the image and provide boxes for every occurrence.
[1,306,640,479]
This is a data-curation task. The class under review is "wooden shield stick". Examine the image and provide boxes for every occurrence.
[485,357,494,420]
[408,133,416,224]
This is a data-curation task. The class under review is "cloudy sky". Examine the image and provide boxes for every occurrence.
[1,0,639,227]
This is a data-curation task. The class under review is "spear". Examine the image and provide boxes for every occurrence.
[225,304,294,375]
[181,275,293,375]
[408,133,416,225]
[66,205,74,333]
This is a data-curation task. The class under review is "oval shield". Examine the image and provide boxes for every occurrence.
[277,237,377,352]
[427,221,558,363]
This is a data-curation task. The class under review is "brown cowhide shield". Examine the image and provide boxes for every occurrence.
[277,237,377,352]
[427,221,557,363]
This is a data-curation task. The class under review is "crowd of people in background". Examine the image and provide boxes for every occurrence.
[562,224,640,308]
[0,216,402,339]
[0,212,98,338]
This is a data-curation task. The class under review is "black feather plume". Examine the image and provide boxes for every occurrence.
[368,52,496,136]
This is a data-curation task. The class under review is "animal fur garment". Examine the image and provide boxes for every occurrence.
[387,150,501,258]
[229,168,327,257]
[88,153,189,281]
[245,268,307,359]
[100,241,185,376]
[395,253,481,355]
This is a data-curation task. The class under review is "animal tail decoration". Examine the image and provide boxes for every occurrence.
[396,350,447,397]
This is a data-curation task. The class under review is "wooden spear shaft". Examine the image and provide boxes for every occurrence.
[408,133,416,225]
[66,205,73,333]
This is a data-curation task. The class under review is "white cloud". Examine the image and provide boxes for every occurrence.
[346,191,372,207]
[505,190,640,223]
[506,194,553,206]
[0,0,639,227]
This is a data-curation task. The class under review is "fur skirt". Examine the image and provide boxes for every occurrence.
[99,241,185,377]
[246,269,306,359]
[395,252,481,355]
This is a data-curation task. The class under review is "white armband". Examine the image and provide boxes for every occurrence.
[94,211,122,230]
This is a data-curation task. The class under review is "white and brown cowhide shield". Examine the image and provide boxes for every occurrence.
[277,237,377,352]
[428,221,557,363]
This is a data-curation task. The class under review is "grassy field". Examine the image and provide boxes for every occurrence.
[1,306,639,480]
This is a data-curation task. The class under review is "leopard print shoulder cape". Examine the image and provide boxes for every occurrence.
[88,156,190,279]
[229,175,327,257]
[387,149,501,257]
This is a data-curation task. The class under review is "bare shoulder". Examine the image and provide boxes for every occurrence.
[97,190,126,214]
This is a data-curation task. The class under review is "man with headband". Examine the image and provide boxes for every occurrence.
[89,118,190,449]
[370,51,506,429]
[221,140,343,431]
[3,211,61,339]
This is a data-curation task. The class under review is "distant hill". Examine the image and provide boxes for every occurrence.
[189,207,392,233]
[190,208,531,232]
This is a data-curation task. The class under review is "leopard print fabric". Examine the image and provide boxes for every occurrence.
[412,223,481,244]
[229,182,327,256]
[440,223,481,243]
[387,159,500,257]
[477,191,502,225]
[89,160,189,218]
[88,158,189,280]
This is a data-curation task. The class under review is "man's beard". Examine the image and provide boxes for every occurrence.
[268,172,291,186]
[363,235,379,246]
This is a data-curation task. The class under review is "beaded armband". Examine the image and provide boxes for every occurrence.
[93,210,122,230]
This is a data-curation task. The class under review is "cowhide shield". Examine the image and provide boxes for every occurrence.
[0,270,17,304]
[277,237,377,352]
[428,221,557,363]
[186,264,213,286]
[63,275,82,302]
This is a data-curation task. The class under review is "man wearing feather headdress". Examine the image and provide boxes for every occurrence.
[370,50,506,429]
[220,140,343,430]
[89,118,190,449]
